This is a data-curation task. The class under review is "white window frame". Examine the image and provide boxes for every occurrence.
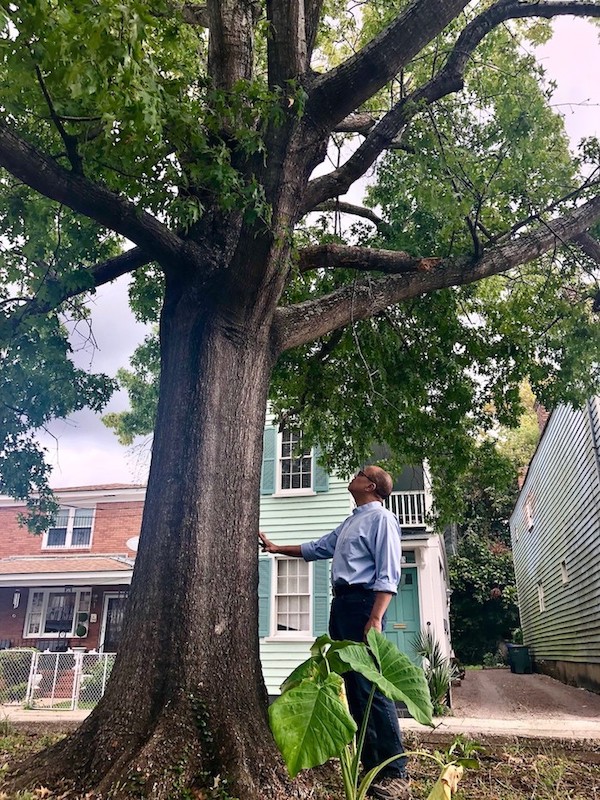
[42,506,96,550]
[23,586,92,639]
[267,556,313,641]
[537,581,546,613]
[524,494,535,532]
[274,428,315,496]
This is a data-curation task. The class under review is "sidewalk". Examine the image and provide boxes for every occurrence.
[402,715,600,740]
[3,706,600,740]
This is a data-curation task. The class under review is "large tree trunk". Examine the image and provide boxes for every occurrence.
[9,275,303,799]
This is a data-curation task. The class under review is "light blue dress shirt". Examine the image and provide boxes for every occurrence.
[300,501,402,594]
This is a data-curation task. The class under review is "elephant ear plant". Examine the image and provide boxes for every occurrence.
[268,630,467,800]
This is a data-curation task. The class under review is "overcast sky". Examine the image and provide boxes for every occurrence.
[38,17,600,490]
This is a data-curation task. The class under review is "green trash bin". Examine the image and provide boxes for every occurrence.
[507,644,532,674]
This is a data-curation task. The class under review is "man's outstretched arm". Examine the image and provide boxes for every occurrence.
[258,532,303,557]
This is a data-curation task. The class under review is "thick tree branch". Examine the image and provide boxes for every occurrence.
[573,232,600,264]
[304,1,600,212]
[312,202,387,229]
[333,114,376,135]
[305,1,325,62]
[2,248,154,331]
[303,72,463,212]
[0,120,199,272]
[273,194,600,352]
[267,1,308,86]
[207,1,256,89]
[298,244,434,274]
[181,3,208,26]
[305,0,470,132]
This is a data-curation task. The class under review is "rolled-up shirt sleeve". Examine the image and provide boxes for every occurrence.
[372,515,402,593]
[300,525,341,561]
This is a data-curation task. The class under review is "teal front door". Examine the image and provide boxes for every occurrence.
[384,567,420,663]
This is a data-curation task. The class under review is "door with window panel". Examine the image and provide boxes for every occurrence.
[275,559,311,634]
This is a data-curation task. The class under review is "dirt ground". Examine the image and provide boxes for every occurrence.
[451,668,600,719]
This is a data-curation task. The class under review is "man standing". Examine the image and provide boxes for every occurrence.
[259,465,409,800]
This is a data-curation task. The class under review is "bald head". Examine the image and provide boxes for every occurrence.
[363,465,393,501]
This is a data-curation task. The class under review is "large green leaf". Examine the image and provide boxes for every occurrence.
[331,631,433,726]
[268,673,357,778]
[279,655,323,694]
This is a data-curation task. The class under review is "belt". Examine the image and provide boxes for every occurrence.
[332,583,372,597]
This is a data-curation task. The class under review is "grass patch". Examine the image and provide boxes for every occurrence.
[0,728,598,798]
[406,733,600,799]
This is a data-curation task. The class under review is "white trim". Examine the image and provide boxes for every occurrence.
[23,585,91,639]
[0,571,132,588]
[99,592,128,652]
[42,506,96,550]
[276,429,314,495]
[0,486,146,508]
[269,556,313,639]
[272,489,316,498]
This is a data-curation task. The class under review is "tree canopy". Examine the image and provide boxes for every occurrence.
[101,7,600,522]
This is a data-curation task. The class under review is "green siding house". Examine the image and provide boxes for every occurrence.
[510,398,600,693]
[258,419,453,696]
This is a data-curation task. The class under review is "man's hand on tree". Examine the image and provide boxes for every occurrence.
[259,531,275,553]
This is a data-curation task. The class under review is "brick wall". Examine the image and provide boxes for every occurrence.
[0,501,144,558]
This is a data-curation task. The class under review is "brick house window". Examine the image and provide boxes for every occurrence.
[43,507,94,549]
[24,588,92,638]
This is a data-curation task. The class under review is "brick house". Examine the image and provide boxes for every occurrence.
[0,485,143,652]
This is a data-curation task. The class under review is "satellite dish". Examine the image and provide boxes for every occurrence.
[126,536,139,552]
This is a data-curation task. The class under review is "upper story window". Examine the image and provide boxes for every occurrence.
[261,424,328,496]
[279,428,313,493]
[43,507,94,549]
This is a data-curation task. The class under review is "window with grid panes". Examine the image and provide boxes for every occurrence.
[275,558,311,634]
[44,507,94,548]
[24,588,91,637]
[280,428,312,491]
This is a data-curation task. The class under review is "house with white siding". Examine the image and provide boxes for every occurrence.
[510,398,600,693]
[258,420,453,696]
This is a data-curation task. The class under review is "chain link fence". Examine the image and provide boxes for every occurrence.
[0,649,115,710]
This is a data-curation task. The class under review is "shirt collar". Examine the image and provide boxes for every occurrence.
[352,501,382,515]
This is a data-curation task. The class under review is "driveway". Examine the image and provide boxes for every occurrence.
[451,668,600,718]
[403,668,600,739]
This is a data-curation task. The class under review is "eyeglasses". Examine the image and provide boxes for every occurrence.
[356,469,376,487]
[356,469,386,499]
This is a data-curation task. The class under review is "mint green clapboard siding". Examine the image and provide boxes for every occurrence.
[259,424,352,694]
[511,402,600,663]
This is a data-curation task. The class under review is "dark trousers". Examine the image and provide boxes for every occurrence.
[329,592,407,777]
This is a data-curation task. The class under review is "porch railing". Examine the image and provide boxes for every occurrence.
[384,491,428,527]
[0,648,115,710]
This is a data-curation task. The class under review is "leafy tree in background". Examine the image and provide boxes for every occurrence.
[448,386,543,664]
[497,382,541,471]
[448,440,521,664]
[1,2,600,797]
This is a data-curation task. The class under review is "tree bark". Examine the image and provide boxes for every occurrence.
[8,275,301,799]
